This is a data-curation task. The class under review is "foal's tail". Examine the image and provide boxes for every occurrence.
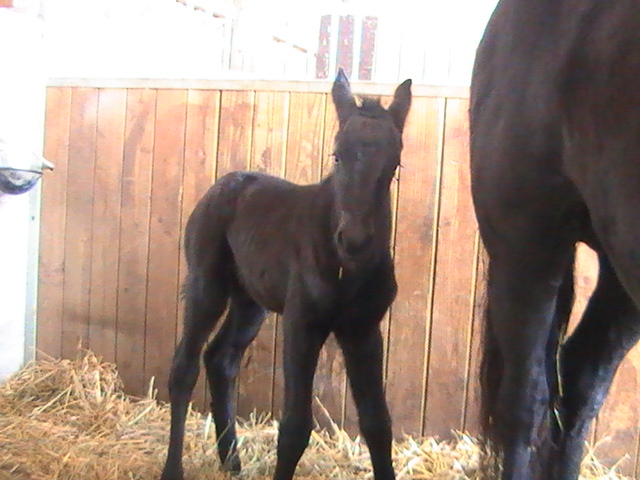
[478,249,576,473]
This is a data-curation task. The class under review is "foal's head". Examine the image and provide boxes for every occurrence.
[330,70,412,269]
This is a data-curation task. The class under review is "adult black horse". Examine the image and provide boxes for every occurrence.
[470,1,640,479]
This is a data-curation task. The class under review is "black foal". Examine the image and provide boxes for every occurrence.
[160,69,412,480]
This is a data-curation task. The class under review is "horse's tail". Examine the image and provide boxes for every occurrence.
[479,249,576,474]
[478,263,503,467]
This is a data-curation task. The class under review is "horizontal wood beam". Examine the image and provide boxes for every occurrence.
[46,78,470,99]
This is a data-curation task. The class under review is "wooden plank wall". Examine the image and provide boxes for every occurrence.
[38,82,640,477]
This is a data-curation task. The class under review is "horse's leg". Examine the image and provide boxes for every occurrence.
[335,326,394,480]
[543,256,575,466]
[485,248,572,480]
[551,253,640,480]
[203,289,267,472]
[273,311,329,480]
[160,274,229,480]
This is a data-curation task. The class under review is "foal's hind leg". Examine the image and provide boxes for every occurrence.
[204,290,267,472]
[551,253,640,480]
[160,275,229,480]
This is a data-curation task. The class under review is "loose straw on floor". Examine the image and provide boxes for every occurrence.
[0,351,630,480]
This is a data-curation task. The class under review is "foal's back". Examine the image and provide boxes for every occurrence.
[185,171,336,314]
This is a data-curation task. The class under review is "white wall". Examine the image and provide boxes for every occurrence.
[0,6,46,380]
[43,0,498,85]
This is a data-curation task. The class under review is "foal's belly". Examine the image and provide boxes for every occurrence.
[226,221,292,314]
[233,255,289,314]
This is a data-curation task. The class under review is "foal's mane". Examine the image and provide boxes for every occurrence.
[357,97,388,119]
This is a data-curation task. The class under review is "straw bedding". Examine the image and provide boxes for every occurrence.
[0,351,630,480]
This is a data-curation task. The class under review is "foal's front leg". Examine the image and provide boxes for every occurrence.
[335,326,395,480]
[273,312,329,480]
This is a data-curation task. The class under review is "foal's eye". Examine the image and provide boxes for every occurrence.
[332,153,340,163]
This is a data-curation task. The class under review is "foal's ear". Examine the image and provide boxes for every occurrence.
[388,79,412,133]
[332,68,358,126]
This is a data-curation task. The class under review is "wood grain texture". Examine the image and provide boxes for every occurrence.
[88,89,126,364]
[61,88,99,359]
[216,91,254,178]
[594,346,640,477]
[116,89,156,397]
[283,92,326,185]
[38,87,72,359]
[47,78,470,100]
[584,237,640,477]
[423,98,477,438]
[36,88,72,358]
[462,238,487,435]
[143,89,188,402]
[385,97,445,437]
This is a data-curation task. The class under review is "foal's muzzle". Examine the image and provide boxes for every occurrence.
[335,220,375,263]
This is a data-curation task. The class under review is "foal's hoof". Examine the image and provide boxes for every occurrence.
[159,466,183,480]
[222,456,242,475]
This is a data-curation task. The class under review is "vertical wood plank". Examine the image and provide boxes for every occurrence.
[462,239,487,435]
[237,91,289,419]
[116,88,156,397]
[283,92,326,185]
[320,93,338,180]
[38,87,72,359]
[594,346,640,477]
[385,97,445,437]
[571,243,599,447]
[88,89,126,364]
[180,89,221,411]
[144,89,188,402]
[61,88,99,359]
[249,91,288,177]
[576,237,640,476]
[216,91,254,178]
[423,98,477,438]
[571,243,598,330]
